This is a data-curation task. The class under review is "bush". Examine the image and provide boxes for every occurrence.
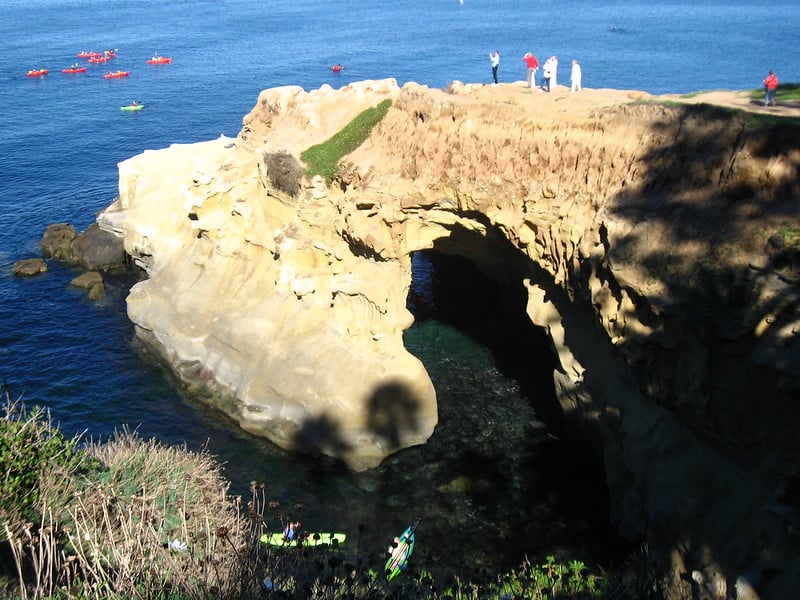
[265,150,304,197]
[2,426,265,599]
[0,397,89,531]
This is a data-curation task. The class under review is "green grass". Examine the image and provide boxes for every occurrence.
[300,99,392,182]
[749,82,800,102]
[777,223,800,248]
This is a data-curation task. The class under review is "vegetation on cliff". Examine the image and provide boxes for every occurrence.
[300,99,392,182]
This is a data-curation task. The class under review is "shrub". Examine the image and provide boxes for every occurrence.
[0,396,89,531]
[3,428,266,599]
[265,150,304,197]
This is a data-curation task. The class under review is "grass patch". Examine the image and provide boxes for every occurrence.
[300,99,392,183]
[776,223,800,248]
[748,82,800,102]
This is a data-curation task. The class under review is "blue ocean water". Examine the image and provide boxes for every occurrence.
[0,0,797,579]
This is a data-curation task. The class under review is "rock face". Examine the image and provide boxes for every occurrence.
[102,79,799,593]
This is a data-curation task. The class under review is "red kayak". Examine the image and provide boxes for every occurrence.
[103,70,130,79]
[27,69,48,77]
[331,64,343,72]
[146,56,172,64]
[89,56,111,63]
[62,66,87,74]
[77,51,101,58]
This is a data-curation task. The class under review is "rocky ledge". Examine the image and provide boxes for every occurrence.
[99,79,799,595]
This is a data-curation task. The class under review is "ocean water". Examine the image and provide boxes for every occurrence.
[0,0,796,581]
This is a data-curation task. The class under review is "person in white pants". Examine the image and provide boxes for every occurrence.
[570,60,582,92]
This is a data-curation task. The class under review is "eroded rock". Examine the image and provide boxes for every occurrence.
[102,79,800,594]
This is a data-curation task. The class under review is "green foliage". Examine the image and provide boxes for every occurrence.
[777,223,800,248]
[0,399,89,527]
[300,99,392,182]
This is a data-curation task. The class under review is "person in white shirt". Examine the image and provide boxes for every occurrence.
[489,50,500,84]
[570,60,582,92]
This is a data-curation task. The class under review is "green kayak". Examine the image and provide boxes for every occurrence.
[260,532,346,547]
[120,104,144,111]
[385,522,418,581]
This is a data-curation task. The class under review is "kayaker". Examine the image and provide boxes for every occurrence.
[283,520,301,540]
[131,100,138,106]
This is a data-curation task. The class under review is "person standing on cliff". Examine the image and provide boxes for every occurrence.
[570,59,582,92]
[542,55,557,92]
[763,69,779,106]
[489,50,500,84]
[523,52,539,89]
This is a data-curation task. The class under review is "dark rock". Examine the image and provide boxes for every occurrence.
[12,258,48,277]
[74,223,126,271]
[41,222,127,271]
[41,223,78,263]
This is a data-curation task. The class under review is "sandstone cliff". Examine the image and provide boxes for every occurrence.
[100,79,799,595]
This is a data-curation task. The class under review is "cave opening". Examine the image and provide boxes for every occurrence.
[402,225,633,575]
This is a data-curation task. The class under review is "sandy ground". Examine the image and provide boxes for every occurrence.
[459,81,800,119]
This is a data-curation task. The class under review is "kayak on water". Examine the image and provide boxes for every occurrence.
[121,103,144,111]
[147,55,172,64]
[104,70,129,79]
[26,69,48,77]
[331,63,343,72]
[385,520,420,581]
[260,532,346,547]
[62,66,87,74]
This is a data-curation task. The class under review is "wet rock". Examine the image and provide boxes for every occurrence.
[70,271,104,300]
[41,223,77,263]
[12,257,48,277]
[41,222,126,271]
[74,223,126,271]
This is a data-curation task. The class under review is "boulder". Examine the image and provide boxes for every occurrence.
[41,223,77,263]
[74,223,126,271]
[70,271,104,300]
[12,258,48,277]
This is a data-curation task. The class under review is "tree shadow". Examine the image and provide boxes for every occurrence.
[366,380,422,451]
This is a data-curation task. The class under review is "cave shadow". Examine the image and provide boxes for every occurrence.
[408,226,564,427]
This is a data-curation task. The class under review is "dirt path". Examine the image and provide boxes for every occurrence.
[460,81,800,119]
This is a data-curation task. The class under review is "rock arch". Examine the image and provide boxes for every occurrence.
[101,78,800,594]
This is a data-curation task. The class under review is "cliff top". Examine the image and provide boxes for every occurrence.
[455,81,800,118]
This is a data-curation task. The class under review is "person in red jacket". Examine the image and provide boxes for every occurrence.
[523,52,539,89]
[763,70,779,106]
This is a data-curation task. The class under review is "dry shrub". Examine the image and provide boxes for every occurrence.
[265,151,303,197]
[5,430,266,599]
